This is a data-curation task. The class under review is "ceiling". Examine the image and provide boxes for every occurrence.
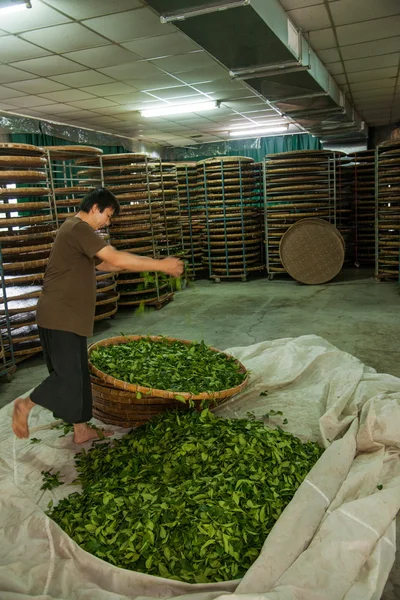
[0,0,398,146]
[280,0,400,127]
[0,0,298,146]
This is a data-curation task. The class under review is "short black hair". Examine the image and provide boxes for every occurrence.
[79,187,120,216]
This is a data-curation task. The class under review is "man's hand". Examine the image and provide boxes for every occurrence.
[161,257,184,277]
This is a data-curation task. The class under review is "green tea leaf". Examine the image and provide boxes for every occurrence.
[46,410,323,584]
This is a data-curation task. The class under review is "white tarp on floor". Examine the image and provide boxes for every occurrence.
[1,335,400,600]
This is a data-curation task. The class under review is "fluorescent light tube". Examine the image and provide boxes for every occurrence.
[229,120,287,130]
[141,101,218,118]
[229,126,288,137]
[0,1,29,14]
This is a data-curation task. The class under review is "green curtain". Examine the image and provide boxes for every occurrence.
[162,133,321,162]
[10,133,126,155]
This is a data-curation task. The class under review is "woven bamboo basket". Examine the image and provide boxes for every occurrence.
[89,335,248,426]
[89,336,248,399]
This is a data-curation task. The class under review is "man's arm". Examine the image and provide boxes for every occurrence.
[96,245,183,277]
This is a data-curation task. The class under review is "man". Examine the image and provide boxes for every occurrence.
[12,187,183,444]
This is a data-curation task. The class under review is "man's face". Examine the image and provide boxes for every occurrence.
[94,205,114,229]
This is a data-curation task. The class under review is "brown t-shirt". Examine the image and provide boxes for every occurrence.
[36,216,107,338]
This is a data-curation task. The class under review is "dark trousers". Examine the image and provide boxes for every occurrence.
[31,327,92,424]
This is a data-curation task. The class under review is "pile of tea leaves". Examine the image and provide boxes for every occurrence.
[90,337,246,394]
[48,410,323,583]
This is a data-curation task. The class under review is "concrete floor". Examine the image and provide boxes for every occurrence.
[0,271,399,599]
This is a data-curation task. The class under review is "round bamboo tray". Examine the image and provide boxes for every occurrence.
[96,271,114,282]
[198,156,254,165]
[111,213,158,224]
[1,284,41,301]
[89,335,249,425]
[46,145,103,159]
[208,238,260,247]
[0,156,47,168]
[118,283,169,296]
[0,215,51,228]
[268,150,334,159]
[0,201,51,213]
[267,184,328,193]
[0,170,47,182]
[0,187,51,198]
[112,244,154,254]
[75,153,151,167]
[96,291,120,306]
[0,298,38,315]
[3,272,44,286]
[116,276,144,285]
[9,339,42,357]
[0,143,45,156]
[92,164,158,176]
[213,265,264,275]
[280,218,344,284]
[10,324,39,344]
[117,291,171,306]
[106,176,160,188]
[205,166,259,176]
[94,303,118,321]
[96,280,116,293]
[52,186,91,195]
[3,258,48,272]
[53,198,84,208]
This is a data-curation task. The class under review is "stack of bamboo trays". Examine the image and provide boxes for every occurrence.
[376,140,400,280]
[0,245,15,378]
[348,150,375,266]
[197,156,264,281]
[0,142,54,362]
[334,153,354,265]
[264,150,352,277]
[157,162,184,259]
[96,153,175,309]
[175,161,205,279]
[49,146,119,321]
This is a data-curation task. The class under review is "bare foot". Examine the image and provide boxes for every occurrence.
[12,397,35,439]
[73,423,113,444]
